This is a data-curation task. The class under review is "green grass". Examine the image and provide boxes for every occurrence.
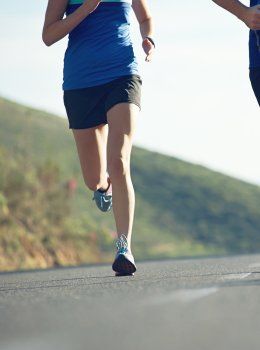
[0,94,260,271]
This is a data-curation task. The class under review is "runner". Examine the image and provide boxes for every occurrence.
[42,0,155,275]
[212,0,260,105]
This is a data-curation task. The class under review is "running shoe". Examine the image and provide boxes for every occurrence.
[92,177,112,212]
[112,234,136,276]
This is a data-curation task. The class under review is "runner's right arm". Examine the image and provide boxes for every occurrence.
[42,0,101,46]
[212,0,260,30]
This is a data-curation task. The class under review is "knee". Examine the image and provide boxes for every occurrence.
[108,156,130,178]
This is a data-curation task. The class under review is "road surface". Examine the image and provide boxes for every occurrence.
[0,254,260,350]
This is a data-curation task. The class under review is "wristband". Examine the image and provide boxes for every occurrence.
[144,36,155,48]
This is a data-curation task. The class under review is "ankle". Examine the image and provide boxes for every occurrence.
[117,233,132,251]
[97,178,110,193]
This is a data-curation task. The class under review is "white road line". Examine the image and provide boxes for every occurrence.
[223,272,252,281]
[147,287,219,305]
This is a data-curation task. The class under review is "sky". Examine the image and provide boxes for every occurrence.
[0,0,260,186]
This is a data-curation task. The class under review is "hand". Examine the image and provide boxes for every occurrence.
[242,5,260,30]
[83,0,101,14]
[142,37,155,62]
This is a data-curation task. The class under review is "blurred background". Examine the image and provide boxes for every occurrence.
[0,0,260,271]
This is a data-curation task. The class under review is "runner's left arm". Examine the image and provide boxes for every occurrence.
[132,0,155,62]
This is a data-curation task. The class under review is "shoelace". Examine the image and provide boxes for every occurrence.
[116,234,128,254]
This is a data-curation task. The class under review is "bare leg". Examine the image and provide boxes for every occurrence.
[71,123,109,192]
[107,102,139,249]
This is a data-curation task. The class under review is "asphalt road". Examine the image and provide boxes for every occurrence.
[0,254,260,350]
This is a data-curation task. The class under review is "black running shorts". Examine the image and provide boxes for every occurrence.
[249,67,260,106]
[63,74,142,129]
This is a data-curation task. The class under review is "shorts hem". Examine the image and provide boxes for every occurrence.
[69,121,108,130]
[105,100,141,114]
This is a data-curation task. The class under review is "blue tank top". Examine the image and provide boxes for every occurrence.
[62,0,140,90]
[249,0,260,68]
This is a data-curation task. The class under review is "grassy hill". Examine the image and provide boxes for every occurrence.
[0,95,260,271]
